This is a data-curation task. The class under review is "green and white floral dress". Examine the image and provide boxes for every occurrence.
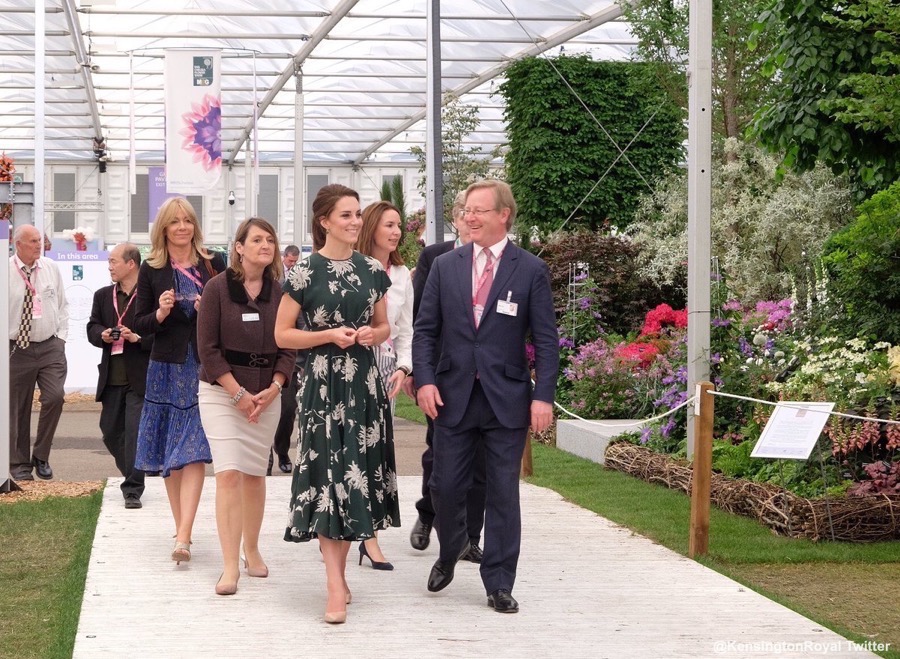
[283,251,400,542]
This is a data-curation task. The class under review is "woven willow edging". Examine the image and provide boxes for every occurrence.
[603,442,900,542]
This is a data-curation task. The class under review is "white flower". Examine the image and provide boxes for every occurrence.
[287,263,311,290]
[328,259,355,278]
[346,462,369,498]
[312,354,329,379]
[364,255,384,273]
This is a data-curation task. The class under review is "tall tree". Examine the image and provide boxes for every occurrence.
[410,94,496,223]
[620,0,775,140]
[750,0,900,195]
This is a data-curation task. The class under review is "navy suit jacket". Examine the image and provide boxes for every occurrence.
[412,242,559,430]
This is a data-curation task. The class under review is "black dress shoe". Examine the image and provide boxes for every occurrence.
[487,589,519,613]
[410,517,432,551]
[32,457,53,480]
[13,469,34,482]
[278,456,292,473]
[427,560,456,592]
[124,494,143,509]
[426,542,472,592]
[461,543,483,563]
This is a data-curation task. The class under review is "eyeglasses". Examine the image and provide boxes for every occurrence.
[461,208,496,217]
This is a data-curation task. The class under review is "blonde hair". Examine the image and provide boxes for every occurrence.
[230,217,282,282]
[465,179,517,230]
[146,197,211,268]
[358,201,405,267]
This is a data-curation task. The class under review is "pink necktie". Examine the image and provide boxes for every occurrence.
[474,249,494,328]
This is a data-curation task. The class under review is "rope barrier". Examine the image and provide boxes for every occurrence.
[550,386,899,430]
[553,395,696,428]
[707,389,900,425]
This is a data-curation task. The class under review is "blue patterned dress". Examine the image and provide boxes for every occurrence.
[283,252,400,542]
[135,267,212,477]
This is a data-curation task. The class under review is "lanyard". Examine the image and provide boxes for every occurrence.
[112,285,137,326]
[16,263,37,294]
[471,247,501,306]
[170,260,205,291]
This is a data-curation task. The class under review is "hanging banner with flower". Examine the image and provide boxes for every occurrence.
[164,50,221,193]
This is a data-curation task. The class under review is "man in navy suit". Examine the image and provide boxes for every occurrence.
[413,180,559,613]
[407,194,487,561]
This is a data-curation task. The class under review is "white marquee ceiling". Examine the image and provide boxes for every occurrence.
[1,0,636,165]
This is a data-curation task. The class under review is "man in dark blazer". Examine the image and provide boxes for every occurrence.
[413,180,559,614]
[406,198,486,562]
[87,243,152,508]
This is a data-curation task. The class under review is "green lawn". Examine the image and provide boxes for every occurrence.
[394,391,426,424]
[0,492,102,659]
[527,443,900,658]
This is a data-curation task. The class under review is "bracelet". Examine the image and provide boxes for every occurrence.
[230,386,246,405]
[397,366,411,376]
[272,380,283,392]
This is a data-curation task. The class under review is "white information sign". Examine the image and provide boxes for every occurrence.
[46,250,111,393]
[751,401,835,460]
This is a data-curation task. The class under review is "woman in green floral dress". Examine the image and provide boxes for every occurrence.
[275,184,400,624]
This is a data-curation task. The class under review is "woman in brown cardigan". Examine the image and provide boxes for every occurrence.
[197,217,296,596]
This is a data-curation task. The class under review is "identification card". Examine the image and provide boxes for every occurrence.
[496,299,518,316]
[111,337,125,355]
[32,294,44,319]
[242,312,260,322]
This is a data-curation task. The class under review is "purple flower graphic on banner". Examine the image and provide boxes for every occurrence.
[180,94,221,171]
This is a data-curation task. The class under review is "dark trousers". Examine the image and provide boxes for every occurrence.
[416,415,486,544]
[99,385,145,498]
[431,381,527,595]
[273,364,302,460]
[9,338,67,473]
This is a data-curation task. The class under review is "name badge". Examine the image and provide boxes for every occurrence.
[111,337,125,355]
[242,312,260,322]
[497,298,518,316]
[32,294,44,319]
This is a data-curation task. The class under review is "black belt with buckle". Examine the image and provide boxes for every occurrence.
[224,349,277,368]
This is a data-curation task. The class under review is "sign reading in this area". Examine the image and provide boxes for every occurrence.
[751,401,835,460]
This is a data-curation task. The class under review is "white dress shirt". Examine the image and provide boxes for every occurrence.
[8,255,69,342]
[382,264,414,372]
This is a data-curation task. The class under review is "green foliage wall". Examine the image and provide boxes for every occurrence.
[499,56,685,235]
[821,181,900,342]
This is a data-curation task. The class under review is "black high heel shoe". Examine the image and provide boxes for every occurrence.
[359,540,394,571]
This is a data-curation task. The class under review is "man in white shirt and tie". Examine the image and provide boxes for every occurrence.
[8,224,69,481]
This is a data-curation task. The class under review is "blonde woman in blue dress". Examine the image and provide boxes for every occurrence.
[275,184,400,624]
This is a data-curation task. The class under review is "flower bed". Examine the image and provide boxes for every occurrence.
[604,442,900,542]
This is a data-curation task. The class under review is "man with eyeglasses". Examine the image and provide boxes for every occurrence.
[406,192,487,564]
[413,179,559,614]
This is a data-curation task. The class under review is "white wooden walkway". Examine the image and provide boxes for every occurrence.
[74,476,873,659]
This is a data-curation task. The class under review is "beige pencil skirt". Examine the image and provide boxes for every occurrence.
[198,380,280,476]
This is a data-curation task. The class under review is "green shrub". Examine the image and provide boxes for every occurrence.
[821,181,900,343]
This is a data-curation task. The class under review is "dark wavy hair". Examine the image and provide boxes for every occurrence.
[311,184,359,251]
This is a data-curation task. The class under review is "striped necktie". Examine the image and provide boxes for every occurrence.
[474,249,494,328]
[16,266,33,349]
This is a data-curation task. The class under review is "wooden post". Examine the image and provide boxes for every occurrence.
[689,381,714,558]
[521,434,533,477]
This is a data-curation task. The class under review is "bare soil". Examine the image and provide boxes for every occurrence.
[0,479,104,504]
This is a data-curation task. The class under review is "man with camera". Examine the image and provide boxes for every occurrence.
[87,243,152,508]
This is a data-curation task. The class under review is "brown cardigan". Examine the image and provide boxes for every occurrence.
[197,268,295,394]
